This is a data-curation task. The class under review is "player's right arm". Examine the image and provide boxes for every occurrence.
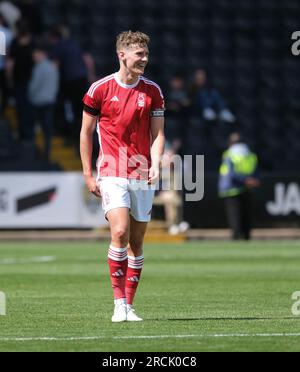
[80,111,101,198]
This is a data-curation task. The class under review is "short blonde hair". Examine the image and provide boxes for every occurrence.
[116,31,150,51]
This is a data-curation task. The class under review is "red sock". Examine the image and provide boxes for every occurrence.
[108,245,128,300]
[126,255,144,305]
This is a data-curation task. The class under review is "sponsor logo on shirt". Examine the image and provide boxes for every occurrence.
[110,96,119,102]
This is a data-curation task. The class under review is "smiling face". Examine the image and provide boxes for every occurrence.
[118,44,149,77]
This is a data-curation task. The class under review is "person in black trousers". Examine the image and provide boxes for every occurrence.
[218,133,260,240]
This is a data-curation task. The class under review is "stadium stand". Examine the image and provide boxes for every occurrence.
[1,0,299,172]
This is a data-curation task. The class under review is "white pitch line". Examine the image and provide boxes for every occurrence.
[0,256,56,265]
[1,333,300,342]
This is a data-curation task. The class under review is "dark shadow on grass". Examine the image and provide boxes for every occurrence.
[155,317,300,321]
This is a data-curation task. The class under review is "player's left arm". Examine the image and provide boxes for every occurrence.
[149,116,165,184]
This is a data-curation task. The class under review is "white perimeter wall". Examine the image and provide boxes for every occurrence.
[0,173,107,228]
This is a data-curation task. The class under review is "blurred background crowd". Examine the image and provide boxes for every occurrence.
[0,0,299,235]
[1,0,299,172]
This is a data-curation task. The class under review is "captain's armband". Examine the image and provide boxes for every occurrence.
[150,109,165,117]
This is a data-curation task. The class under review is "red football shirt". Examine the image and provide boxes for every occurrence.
[83,73,165,179]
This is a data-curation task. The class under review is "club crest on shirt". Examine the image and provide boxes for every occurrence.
[137,93,145,107]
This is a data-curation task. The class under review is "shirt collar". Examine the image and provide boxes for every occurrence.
[114,72,140,89]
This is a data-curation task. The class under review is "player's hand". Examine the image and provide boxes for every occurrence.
[148,166,160,185]
[84,175,102,198]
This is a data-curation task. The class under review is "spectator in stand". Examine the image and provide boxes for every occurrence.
[154,143,190,235]
[154,75,190,235]
[17,0,43,36]
[83,51,96,86]
[189,68,235,123]
[0,0,21,32]
[0,12,13,113]
[28,42,59,161]
[166,74,190,155]
[49,25,89,144]
[7,18,35,143]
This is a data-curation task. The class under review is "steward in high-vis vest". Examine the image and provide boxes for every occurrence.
[218,133,260,240]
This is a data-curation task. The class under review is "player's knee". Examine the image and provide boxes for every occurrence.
[112,226,129,244]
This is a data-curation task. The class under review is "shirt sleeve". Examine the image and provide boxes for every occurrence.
[150,85,165,117]
[82,86,101,117]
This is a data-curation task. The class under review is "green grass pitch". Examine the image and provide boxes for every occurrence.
[1,240,300,352]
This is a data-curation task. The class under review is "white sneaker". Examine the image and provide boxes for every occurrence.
[219,109,236,123]
[203,108,217,121]
[169,224,180,235]
[126,305,143,322]
[111,303,127,322]
[178,221,190,233]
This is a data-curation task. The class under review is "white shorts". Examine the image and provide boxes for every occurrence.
[98,177,156,222]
